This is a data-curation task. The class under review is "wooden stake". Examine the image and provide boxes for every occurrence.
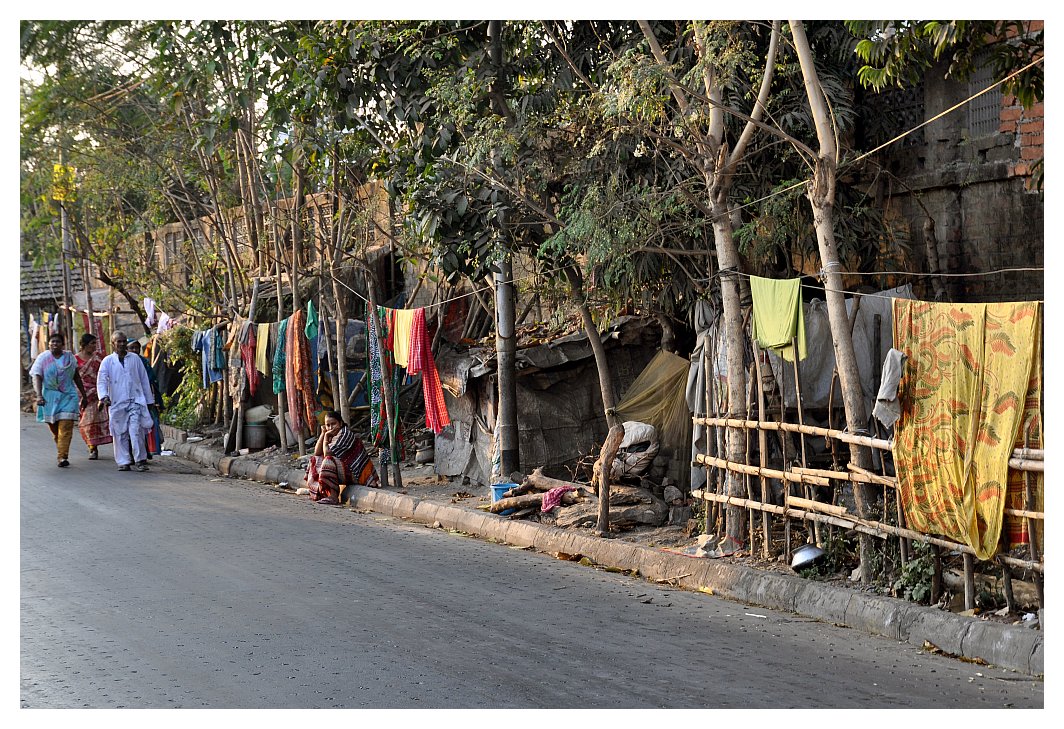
[931,545,943,605]
[1000,561,1016,614]
[752,344,771,559]
[963,553,976,611]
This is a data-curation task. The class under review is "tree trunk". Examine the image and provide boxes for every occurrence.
[710,206,750,545]
[594,423,625,535]
[563,266,621,430]
[792,19,875,581]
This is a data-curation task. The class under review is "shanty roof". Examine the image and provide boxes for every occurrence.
[20,259,84,303]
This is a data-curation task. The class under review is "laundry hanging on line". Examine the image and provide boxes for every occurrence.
[749,275,807,362]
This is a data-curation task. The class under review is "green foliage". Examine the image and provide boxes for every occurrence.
[847,21,1043,109]
[158,326,207,430]
[892,541,936,604]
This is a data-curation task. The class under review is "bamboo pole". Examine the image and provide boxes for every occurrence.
[695,415,892,450]
[1023,426,1043,608]
[789,336,818,545]
[696,416,1043,466]
[744,364,756,546]
[752,344,771,559]
[847,463,897,487]
[1009,457,1043,472]
[695,454,831,487]
[787,495,850,518]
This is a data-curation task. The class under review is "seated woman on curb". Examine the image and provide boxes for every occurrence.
[306,410,379,504]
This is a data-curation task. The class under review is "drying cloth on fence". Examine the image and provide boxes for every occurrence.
[368,309,405,463]
[1004,308,1043,551]
[541,485,577,512]
[285,309,317,435]
[240,321,259,399]
[255,323,271,375]
[390,308,416,368]
[210,327,226,372]
[892,299,1041,561]
[615,349,692,451]
[272,318,289,394]
[192,329,224,388]
[407,307,450,433]
[749,275,806,362]
[872,348,908,428]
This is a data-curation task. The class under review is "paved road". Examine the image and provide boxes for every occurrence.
[19,414,1043,709]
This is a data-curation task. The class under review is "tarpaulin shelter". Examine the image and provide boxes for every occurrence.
[433,316,662,486]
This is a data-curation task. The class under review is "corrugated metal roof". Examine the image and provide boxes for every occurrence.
[20,260,84,303]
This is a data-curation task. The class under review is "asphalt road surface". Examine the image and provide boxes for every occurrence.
[19,414,1043,709]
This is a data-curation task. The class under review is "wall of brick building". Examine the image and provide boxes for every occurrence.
[866,56,1044,303]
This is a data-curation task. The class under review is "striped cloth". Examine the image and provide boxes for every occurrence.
[407,308,450,434]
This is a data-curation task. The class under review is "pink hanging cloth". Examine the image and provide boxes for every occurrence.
[407,308,451,434]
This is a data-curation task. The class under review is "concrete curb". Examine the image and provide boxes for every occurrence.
[165,433,1043,676]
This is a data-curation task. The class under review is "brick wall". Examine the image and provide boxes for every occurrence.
[1001,95,1044,184]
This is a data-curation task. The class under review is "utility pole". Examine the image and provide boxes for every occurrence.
[488,19,520,478]
[495,256,519,476]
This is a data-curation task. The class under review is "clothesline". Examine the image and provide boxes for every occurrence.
[709,267,1045,304]
[329,264,571,311]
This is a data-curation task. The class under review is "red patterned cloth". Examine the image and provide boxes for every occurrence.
[407,308,450,434]
[241,323,259,398]
[285,309,317,435]
[541,485,577,512]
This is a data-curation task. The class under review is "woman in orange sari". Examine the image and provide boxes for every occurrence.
[75,332,112,459]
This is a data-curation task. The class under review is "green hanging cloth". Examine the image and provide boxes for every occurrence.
[749,275,806,362]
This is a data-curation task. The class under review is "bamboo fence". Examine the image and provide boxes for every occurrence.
[691,415,1044,608]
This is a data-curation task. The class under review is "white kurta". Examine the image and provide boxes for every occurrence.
[97,352,155,465]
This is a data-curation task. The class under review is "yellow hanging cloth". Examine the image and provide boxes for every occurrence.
[391,308,416,368]
[615,350,692,450]
[892,300,1041,560]
[255,323,271,375]
[749,275,806,361]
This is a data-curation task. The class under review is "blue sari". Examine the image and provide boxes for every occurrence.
[30,351,80,424]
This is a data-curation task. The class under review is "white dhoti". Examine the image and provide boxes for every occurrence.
[109,400,152,466]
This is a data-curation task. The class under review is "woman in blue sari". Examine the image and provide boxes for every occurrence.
[30,332,87,467]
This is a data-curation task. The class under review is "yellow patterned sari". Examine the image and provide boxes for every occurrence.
[892,300,1041,560]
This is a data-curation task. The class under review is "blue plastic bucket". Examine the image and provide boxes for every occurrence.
[491,482,518,515]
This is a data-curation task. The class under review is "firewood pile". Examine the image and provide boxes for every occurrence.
[478,467,671,530]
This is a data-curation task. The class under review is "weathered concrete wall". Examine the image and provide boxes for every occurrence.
[864,58,1044,303]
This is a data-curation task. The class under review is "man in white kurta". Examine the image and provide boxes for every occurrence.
[97,330,155,471]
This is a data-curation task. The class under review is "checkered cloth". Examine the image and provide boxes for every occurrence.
[407,308,450,434]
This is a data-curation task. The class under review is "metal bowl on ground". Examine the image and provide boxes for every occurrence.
[791,543,826,570]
